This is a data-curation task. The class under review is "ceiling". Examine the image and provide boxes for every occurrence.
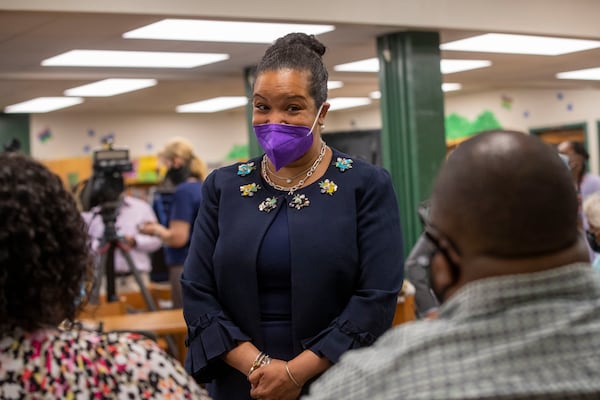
[2,10,600,115]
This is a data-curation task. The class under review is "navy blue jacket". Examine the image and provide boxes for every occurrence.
[182,148,404,388]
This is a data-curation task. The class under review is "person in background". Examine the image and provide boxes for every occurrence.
[0,152,209,399]
[304,130,600,399]
[558,140,600,261]
[181,32,404,400]
[139,137,206,308]
[583,191,600,274]
[404,234,439,319]
[82,189,162,295]
[558,140,600,202]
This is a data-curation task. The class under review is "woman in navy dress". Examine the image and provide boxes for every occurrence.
[182,32,404,400]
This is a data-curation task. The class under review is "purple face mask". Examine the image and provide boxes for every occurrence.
[254,106,322,171]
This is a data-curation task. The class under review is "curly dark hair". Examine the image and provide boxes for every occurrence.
[255,32,329,108]
[0,152,93,334]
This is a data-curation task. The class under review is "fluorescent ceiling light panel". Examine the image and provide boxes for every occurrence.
[557,67,600,80]
[327,81,344,90]
[440,59,491,74]
[4,97,83,113]
[42,50,229,68]
[334,58,490,74]
[442,83,462,92]
[328,97,372,111]
[370,83,461,98]
[334,58,379,72]
[176,96,248,113]
[64,78,157,97]
[441,33,600,56]
[123,19,335,44]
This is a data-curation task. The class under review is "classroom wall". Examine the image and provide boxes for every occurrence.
[30,111,248,168]
[444,88,600,173]
[29,87,600,175]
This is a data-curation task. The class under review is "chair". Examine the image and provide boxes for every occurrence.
[116,283,173,312]
[78,296,128,319]
[392,280,416,326]
[149,282,173,309]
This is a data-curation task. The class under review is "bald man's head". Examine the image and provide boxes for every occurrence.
[430,130,578,258]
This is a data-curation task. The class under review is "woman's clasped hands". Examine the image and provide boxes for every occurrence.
[249,358,302,400]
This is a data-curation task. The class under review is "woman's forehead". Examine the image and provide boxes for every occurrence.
[254,69,311,96]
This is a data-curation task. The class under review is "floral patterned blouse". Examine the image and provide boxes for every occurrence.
[0,327,209,400]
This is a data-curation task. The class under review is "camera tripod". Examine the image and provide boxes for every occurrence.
[93,201,178,358]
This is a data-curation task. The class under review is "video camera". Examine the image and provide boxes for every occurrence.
[80,140,133,212]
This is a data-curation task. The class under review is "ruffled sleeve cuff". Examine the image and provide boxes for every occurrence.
[301,319,377,364]
[184,312,251,382]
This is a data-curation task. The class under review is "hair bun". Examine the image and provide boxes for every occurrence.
[273,32,326,57]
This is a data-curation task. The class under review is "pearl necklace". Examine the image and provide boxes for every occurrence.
[261,141,327,195]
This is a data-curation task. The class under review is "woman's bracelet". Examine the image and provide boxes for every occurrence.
[247,351,271,378]
[285,362,301,387]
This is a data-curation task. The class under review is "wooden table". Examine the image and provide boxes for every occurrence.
[82,308,187,363]
[93,308,186,335]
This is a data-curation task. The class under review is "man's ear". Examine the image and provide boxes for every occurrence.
[431,257,454,292]
[439,238,461,278]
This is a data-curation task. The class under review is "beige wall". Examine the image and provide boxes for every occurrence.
[444,88,600,173]
[30,111,248,169]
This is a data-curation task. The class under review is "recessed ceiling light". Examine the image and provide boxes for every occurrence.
[441,33,600,56]
[176,96,248,113]
[65,79,157,97]
[557,67,600,80]
[328,97,372,111]
[334,58,490,74]
[369,83,461,98]
[327,81,344,90]
[334,58,380,72]
[440,59,491,74]
[442,83,462,92]
[4,97,83,113]
[42,50,229,68]
[123,19,335,44]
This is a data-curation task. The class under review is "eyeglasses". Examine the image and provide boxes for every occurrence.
[417,202,460,274]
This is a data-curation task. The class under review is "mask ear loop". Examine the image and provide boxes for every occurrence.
[307,104,324,136]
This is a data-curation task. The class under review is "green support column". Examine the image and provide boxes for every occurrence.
[377,31,447,256]
[244,66,261,159]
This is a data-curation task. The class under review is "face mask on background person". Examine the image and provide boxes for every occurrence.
[253,105,323,171]
[164,164,191,186]
[586,230,600,253]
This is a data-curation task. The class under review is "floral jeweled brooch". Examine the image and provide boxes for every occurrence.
[319,179,338,196]
[289,193,310,210]
[237,162,255,176]
[240,183,260,197]
[259,197,278,213]
[335,157,353,172]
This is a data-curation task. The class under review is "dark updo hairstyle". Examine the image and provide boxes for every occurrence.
[255,32,329,108]
[571,141,589,161]
[0,152,93,335]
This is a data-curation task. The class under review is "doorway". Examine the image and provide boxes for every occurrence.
[530,123,587,146]
[530,122,589,171]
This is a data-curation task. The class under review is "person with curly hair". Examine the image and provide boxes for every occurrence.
[0,152,210,399]
[181,32,404,400]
